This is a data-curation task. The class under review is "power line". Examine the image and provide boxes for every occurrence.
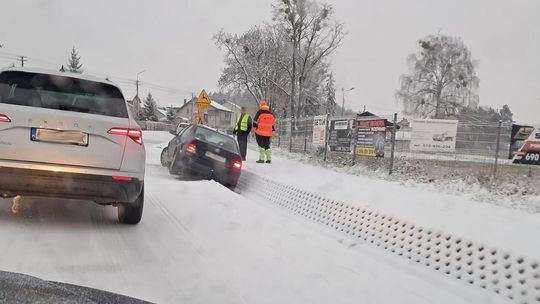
[0,50,194,96]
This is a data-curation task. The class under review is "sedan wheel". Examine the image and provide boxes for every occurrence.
[160,148,169,167]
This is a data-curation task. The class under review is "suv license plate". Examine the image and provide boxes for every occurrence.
[31,128,89,146]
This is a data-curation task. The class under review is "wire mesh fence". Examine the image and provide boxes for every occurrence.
[273,115,540,195]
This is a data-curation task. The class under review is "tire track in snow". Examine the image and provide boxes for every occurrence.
[145,186,249,304]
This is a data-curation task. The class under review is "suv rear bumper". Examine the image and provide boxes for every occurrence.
[0,167,143,204]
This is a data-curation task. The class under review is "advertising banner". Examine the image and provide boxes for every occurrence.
[312,115,328,149]
[410,119,458,152]
[328,119,355,152]
[355,119,387,157]
[512,125,540,165]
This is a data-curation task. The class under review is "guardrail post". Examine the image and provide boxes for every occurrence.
[493,120,502,177]
[389,113,398,175]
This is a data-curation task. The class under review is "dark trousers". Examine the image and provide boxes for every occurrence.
[255,135,271,149]
[236,133,248,160]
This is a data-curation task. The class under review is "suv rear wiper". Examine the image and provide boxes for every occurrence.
[58,104,91,113]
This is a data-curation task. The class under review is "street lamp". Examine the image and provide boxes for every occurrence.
[341,87,355,116]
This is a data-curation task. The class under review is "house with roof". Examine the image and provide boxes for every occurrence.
[174,97,234,132]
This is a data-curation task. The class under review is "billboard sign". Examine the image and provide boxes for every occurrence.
[355,119,387,157]
[328,119,355,152]
[410,119,458,152]
[312,115,328,148]
[512,125,540,165]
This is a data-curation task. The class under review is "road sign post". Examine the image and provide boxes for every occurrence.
[196,89,211,124]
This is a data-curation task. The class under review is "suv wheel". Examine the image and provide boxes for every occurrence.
[118,185,144,225]
[160,148,169,167]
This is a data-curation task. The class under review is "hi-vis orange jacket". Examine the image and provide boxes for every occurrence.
[254,109,275,137]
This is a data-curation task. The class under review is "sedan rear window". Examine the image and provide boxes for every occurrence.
[0,71,128,118]
[194,127,239,153]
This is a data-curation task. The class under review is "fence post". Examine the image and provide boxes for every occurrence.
[389,113,398,175]
[351,119,358,166]
[493,120,502,177]
[323,116,329,162]
[277,119,281,147]
[289,117,294,152]
[303,118,308,153]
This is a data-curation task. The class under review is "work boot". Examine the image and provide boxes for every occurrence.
[265,149,272,163]
[258,147,265,163]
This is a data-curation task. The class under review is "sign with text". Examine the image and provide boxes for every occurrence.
[328,119,355,152]
[410,119,458,152]
[312,115,328,149]
[512,125,540,165]
[355,119,387,157]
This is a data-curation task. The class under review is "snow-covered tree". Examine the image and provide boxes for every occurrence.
[396,35,479,118]
[142,93,158,121]
[323,73,336,115]
[214,0,345,119]
[67,47,83,73]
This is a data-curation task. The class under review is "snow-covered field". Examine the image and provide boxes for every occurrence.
[265,144,540,213]
[0,131,516,303]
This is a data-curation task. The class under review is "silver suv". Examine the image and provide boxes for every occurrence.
[0,67,145,224]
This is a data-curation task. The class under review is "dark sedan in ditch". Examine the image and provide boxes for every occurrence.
[161,124,242,189]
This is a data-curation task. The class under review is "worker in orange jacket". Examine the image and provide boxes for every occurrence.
[253,101,275,163]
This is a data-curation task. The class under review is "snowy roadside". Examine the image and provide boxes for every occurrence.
[249,144,540,213]
[243,146,540,260]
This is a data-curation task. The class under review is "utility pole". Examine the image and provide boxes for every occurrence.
[19,56,27,67]
[136,70,146,97]
[341,87,355,116]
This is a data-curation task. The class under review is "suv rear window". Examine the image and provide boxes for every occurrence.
[194,126,239,153]
[0,71,128,118]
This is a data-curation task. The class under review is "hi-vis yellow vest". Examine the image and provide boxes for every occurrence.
[234,114,250,132]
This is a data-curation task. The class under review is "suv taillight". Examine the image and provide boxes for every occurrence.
[0,114,11,123]
[108,128,143,145]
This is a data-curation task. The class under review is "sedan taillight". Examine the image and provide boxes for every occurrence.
[108,128,143,145]
[232,160,242,169]
[186,143,197,154]
[0,114,11,123]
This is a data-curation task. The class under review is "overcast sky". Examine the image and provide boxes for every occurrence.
[1,0,539,123]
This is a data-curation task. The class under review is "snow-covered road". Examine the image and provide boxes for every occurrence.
[0,131,507,304]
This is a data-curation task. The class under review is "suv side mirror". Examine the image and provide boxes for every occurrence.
[169,130,176,136]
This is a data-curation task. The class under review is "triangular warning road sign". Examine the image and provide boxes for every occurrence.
[196,89,211,106]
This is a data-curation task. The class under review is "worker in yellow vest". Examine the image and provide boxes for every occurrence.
[233,106,252,161]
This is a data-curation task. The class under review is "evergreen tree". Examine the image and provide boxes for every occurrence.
[499,104,513,122]
[142,93,158,121]
[324,73,336,115]
[67,47,83,73]
[166,106,176,122]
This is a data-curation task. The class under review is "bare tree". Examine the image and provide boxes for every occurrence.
[273,0,344,118]
[396,35,479,118]
[214,0,344,119]
[215,25,290,109]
